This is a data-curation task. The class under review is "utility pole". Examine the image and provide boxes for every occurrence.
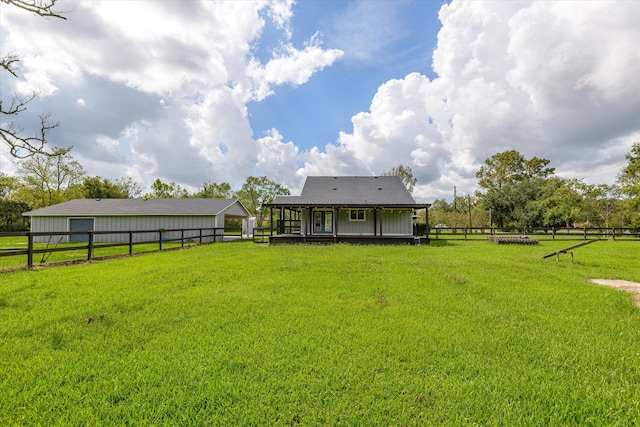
[453,186,457,211]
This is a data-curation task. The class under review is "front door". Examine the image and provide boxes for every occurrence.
[313,210,333,234]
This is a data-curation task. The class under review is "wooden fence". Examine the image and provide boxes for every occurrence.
[0,227,243,268]
[430,226,640,241]
[253,228,271,244]
[251,226,640,244]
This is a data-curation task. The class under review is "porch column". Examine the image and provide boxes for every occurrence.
[373,208,377,236]
[425,207,429,236]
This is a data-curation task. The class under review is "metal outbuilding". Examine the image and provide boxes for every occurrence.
[23,198,251,243]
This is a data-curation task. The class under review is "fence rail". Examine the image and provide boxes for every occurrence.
[253,227,272,244]
[250,226,640,244]
[0,227,243,268]
[429,226,640,241]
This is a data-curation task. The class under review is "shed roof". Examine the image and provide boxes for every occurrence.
[269,176,429,208]
[23,198,250,217]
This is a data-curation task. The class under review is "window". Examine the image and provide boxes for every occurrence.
[349,209,365,221]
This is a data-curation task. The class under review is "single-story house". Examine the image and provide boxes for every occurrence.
[23,198,251,244]
[265,176,430,245]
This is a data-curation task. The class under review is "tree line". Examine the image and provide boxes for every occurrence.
[430,144,640,230]
[0,147,291,231]
[2,144,639,233]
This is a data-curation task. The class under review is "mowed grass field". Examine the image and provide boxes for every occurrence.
[1,240,639,425]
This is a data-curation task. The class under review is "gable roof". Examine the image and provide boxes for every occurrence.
[269,176,429,208]
[23,198,250,217]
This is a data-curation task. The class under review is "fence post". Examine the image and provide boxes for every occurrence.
[464,228,467,240]
[583,227,587,240]
[87,232,94,261]
[129,231,133,255]
[159,229,163,251]
[612,228,616,241]
[181,230,184,247]
[27,232,34,268]
[552,227,555,240]
[199,229,203,244]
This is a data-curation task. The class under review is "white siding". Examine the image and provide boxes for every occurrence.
[221,202,249,217]
[335,209,413,236]
[280,208,413,237]
[380,210,413,235]
[30,217,68,243]
[336,209,375,235]
[30,215,220,243]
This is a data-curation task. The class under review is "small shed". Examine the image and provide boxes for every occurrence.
[23,198,251,243]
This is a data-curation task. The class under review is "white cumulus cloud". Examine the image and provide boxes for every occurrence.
[302,0,640,200]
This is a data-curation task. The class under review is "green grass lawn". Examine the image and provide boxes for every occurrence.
[0,236,188,270]
[1,241,639,425]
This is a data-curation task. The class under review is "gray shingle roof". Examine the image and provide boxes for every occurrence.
[23,198,248,217]
[270,176,427,207]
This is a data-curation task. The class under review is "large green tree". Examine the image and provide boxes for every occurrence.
[475,150,555,228]
[382,164,417,195]
[531,178,586,228]
[0,199,30,231]
[14,147,85,208]
[476,150,555,191]
[0,172,29,231]
[617,142,640,227]
[0,172,19,198]
[235,176,290,226]
[143,179,189,199]
[580,184,620,228]
[193,181,233,199]
[617,142,640,199]
[82,176,142,199]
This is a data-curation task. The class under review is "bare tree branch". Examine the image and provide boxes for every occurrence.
[0,53,20,77]
[1,0,67,20]
[1,91,38,116]
[0,113,60,159]
[0,0,67,157]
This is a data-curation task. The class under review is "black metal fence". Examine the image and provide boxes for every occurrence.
[0,227,244,268]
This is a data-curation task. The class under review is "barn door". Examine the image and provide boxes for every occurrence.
[69,218,94,242]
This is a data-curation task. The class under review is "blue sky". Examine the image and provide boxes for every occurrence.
[248,1,442,152]
[2,0,639,201]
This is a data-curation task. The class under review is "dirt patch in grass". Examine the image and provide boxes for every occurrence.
[590,279,640,308]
